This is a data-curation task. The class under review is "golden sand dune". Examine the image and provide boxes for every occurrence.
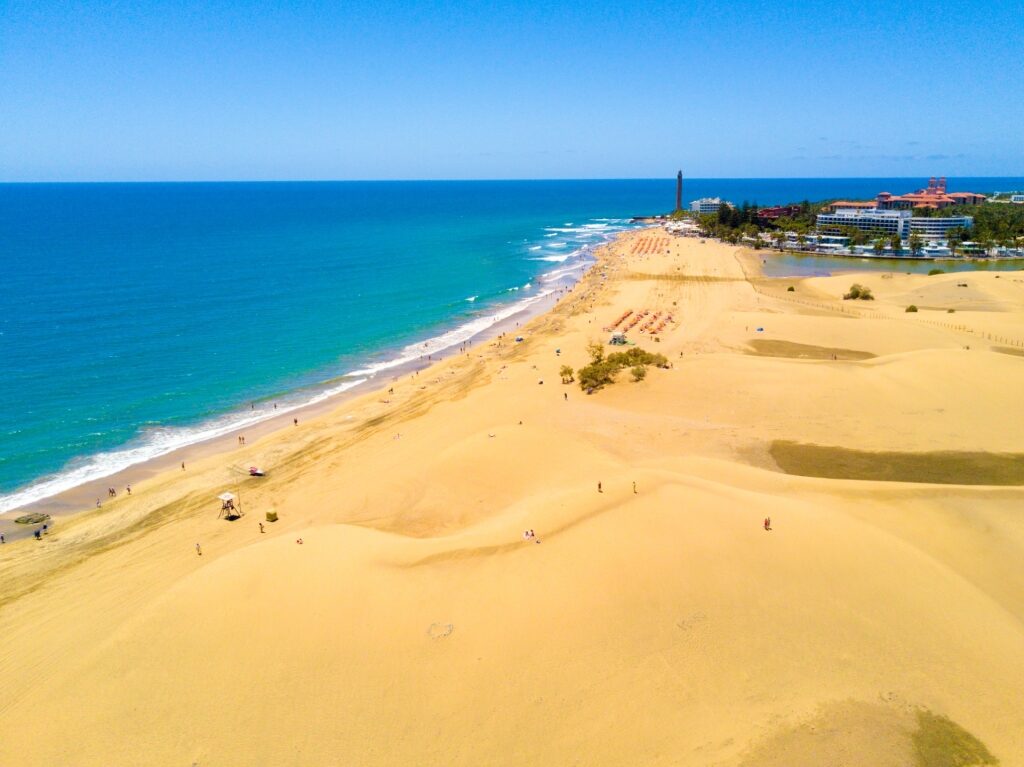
[1,233,1022,766]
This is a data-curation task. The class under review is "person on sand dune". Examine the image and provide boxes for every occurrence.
[195,543,202,556]
[764,517,771,531]
[598,482,602,493]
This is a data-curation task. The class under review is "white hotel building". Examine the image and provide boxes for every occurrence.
[816,208,911,238]
[908,215,974,240]
[690,197,726,214]
[816,207,973,241]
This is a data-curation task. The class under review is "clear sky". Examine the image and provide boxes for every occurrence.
[1,0,1022,181]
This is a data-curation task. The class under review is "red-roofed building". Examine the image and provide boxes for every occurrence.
[876,178,986,210]
[756,204,802,221]
[820,200,876,213]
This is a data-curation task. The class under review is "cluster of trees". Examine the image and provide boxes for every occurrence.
[671,200,823,246]
[575,343,668,392]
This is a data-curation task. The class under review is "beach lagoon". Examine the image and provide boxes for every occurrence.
[760,251,1024,278]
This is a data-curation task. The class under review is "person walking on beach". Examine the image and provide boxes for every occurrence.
[1,533,6,544]
[181,461,185,471]
[598,482,602,493]
[293,418,298,426]
[126,485,131,495]
[259,522,264,534]
[764,517,771,531]
[564,392,568,401]
[195,542,202,556]
[633,481,637,494]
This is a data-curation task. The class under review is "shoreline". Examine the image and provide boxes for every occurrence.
[2,229,1023,764]
[0,238,615,538]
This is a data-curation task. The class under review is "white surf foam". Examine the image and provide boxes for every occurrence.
[0,377,368,515]
[348,287,554,377]
[530,254,571,263]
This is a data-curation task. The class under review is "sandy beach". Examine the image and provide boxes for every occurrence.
[2,231,1022,765]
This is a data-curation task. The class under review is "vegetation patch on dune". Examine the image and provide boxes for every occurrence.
[738,702,997,767]
[746,339,875,361]
[844,283,875,300]
[578,343,667,392]
[770,441,1024,485]
[14,513,50,525]
[913,709,997,767]
[992,346,1024,358]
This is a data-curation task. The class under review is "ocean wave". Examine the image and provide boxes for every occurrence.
[0,377,367,515]
[530,254,571,263]
[348,287,554,377]
[0,215,628,515]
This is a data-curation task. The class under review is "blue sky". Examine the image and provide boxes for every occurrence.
[1,0,1022,181]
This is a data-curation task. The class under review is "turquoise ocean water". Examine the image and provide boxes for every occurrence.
[2,178,1023,512]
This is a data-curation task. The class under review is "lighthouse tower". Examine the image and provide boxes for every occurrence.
[675,170,683,212]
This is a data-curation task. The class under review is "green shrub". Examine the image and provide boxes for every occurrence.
[559,365,574,383]
[843,283,875,300]
[928,268,945,276]
[906,305,918,312]
[844,284,861,299]
[947,308,956,313]
[787,286,795,292]
[631,365,647,382]
[579,346,667,392]
[578,359,620,391]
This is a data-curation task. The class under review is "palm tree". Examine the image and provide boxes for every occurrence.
[908,233,924,256]
[873,237,886,256]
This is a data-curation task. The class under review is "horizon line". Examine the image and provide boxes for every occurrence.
[3,174,1024,185]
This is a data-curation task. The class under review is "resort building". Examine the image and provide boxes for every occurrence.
[876,178,985,210]
[690,197,726,214]
[908,215,974,241]
[819,200,876,214]
[816,208,911,238]
[1012,194,1024,204]
[756,204,801,221]
[822,178,987,213]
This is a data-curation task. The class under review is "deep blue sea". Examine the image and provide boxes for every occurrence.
[3,178,1023,512]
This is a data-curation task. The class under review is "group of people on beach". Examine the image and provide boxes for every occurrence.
[522,529,539,544]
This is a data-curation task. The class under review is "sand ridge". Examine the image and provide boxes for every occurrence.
[1,230,1022,766]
